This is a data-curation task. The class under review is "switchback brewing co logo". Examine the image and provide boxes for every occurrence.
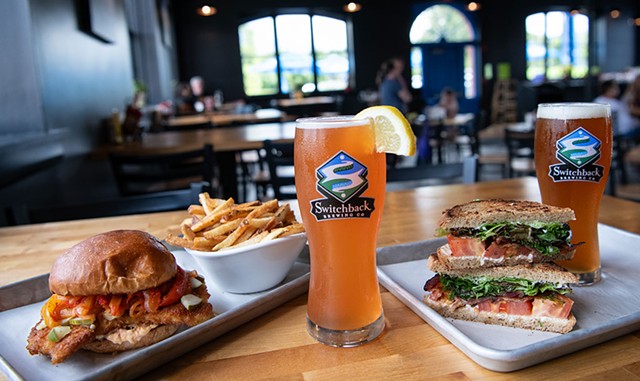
[548,127,604,183]
[310,151,375,221]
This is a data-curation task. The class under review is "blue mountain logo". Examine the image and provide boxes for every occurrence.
[316,151,368,203]
[556,127,601,168]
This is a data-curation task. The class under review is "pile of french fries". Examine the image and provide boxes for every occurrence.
[166,193,305,252]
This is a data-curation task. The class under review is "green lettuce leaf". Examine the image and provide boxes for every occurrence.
[439,274,571,300]
[446,222,572,256]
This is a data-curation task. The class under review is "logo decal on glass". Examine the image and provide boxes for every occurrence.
[316,151,368,203]
[310,151,375,221]
[549,127,604,183]
[556,127,601,168]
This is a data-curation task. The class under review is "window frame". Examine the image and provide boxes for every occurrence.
[238,12,353,98]
[525,10,589,82]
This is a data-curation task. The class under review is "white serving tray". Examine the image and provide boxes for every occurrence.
[376,224,640,372]
[0,246,310,381]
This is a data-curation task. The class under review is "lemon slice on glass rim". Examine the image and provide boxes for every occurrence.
[354,106,417,156]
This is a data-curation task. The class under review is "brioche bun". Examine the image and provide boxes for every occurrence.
[49,230,177,296]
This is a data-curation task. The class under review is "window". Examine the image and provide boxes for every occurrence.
[238,15,350,97]
[409,4,474,44]
[409,4,477,100]
[525,11,589,82]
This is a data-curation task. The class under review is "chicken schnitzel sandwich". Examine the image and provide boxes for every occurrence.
[27,230,214,364]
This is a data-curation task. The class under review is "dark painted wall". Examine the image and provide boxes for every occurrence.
[29,0,134,154]
[0,1,44,139]
[171,0,638,107]
[0,0,134,155]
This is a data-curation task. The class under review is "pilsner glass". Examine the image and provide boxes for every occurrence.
[534,103,612,285]
[294,116,385,347]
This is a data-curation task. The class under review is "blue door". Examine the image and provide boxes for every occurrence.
[422,44,464,106]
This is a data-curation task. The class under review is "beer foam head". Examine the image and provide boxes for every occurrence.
[296,116,370,129]
[537,103,611,120]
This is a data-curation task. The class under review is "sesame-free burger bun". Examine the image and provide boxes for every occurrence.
[49,230,177,296]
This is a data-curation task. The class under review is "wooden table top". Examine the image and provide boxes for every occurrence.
[107,121,296,154]
[1,177,639,380]
[168,111,289,127]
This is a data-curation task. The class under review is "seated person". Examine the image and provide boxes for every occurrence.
[622,74,640,141]
[594,79,639,139]
[438,87,459,119]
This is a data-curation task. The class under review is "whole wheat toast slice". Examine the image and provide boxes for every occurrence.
[439,199,575,230]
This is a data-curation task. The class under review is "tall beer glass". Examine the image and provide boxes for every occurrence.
[535,103,612,285]
[294,116,385,347]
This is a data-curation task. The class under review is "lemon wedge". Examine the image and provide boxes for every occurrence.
[354,106,417,156]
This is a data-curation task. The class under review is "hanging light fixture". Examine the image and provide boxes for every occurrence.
[343,2,362,13]
[197,5,217,16]
[467,2,480,11]
[610,8,620,19]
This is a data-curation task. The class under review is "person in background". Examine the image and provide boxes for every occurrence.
[622,74,640,141]
[594,79,639,140]
[189,76,206,113]
[376,57,412,114]
[438,87,459,119]
[174,82,195,115]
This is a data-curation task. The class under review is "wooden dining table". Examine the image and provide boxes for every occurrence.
[105,121,297,201]
[1,177,639,380]
[167,110,289,127]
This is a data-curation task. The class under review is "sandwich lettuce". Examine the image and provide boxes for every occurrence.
[437,222,572,256]
[439,274,572,300]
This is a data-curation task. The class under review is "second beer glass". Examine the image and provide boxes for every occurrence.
[534,103,612,285]
[294,116,385,347]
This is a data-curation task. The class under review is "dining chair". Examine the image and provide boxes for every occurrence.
[10,182,208,225]
[505,128,536,177]
[236,148,270,202]
[387,155,478,187]
[108,144,216,196]
[467,111,508,179]
[263,139,296,200]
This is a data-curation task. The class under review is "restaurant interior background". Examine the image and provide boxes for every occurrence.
[0,0,638,224]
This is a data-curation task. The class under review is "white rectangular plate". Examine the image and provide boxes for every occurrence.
[0,246,310,381]
[376,224,640,372]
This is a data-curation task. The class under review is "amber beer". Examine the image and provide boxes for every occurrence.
[535,103,612,284]
[294,116,385,347]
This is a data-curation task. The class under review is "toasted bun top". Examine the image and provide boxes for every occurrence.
[438,199,575,229]
[427,254,578,284]
[49,230,177,296]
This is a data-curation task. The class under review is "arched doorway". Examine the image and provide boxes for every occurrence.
[410,4,479,114]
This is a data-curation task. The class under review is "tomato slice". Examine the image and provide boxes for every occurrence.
[159,267,188,307]
[447,236,485,257]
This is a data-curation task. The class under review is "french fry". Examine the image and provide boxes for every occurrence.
[246,199,279,219]
[231,231,270,248]
[165,233,196,249]
[187,205,205,216]
[235,226,258,245]
[278,223,305,237]
[193,236,221,250]
[212,218,251,251]
[203,218,243,239]
[181,223,196,241]
[198,193,219,214]
[166,197,305,252]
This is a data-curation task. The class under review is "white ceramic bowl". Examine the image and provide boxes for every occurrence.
[184,232,307,293]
